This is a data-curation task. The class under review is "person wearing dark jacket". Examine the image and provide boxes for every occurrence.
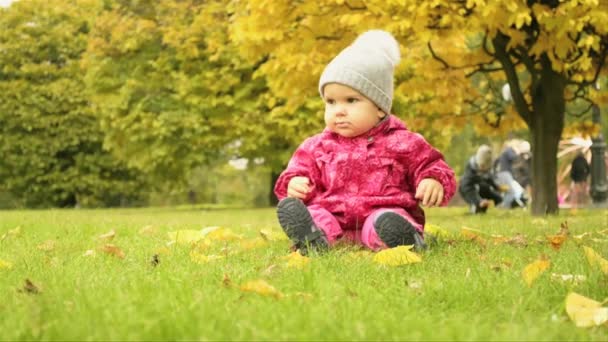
[459,145,503,214]
[569,152,590,207]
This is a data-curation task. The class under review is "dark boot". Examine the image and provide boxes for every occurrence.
[276,198,328,255]
[374,212,427,251]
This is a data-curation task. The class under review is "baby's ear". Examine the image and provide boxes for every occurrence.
[377,107,387,119]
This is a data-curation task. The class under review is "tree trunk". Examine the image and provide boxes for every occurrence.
[529,66,566,215]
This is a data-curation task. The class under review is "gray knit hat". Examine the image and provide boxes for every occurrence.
[319,30,401,114]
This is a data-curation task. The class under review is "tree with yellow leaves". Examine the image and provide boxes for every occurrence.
[232,0,608,215]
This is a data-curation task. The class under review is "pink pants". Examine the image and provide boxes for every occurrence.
[307,205,423,250]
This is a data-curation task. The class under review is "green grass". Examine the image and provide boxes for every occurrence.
[0,207,607,340]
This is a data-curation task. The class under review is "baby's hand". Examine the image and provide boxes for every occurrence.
[287,176,310,199]
[415,178,444,207]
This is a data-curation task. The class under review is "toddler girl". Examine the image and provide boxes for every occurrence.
[274,30,456,254]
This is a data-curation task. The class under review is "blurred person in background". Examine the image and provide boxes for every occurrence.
[495,139,529,209]
[569,152,590,208]
[459,145,503,214]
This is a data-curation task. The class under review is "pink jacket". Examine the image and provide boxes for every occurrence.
[274,115,456,230]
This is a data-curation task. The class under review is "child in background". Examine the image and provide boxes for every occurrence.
[459,145,503,214]
[274,30,456,254]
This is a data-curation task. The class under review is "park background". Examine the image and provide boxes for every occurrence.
[1,0,607,214]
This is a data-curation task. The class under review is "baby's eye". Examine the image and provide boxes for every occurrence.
[326,98,336,105]
[347,97,359,103]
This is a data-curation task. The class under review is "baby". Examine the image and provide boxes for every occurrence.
[274,30,456,254]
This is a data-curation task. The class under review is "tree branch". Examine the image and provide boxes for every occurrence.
[492,31,532,125]
[427,41,450,68]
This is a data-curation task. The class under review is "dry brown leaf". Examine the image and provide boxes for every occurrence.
[98,230,116,242]
[583,246,608,275]
[100,244,125,259]
[505,234,528,247]
[150,254,160,267]
[373,245,422,266]
[240,279,283,299]
[558,221,570,236]
[19,279,40,294]
[36,240,56,252]
[522,256,551,287]
[222,273,232,287]
[565,292,608,327]
[547,234,568,250]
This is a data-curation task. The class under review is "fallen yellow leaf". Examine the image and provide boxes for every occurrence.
[282,251,310,269]
[239,238,268,251]
[0,258,13,269]
[583,246,608,275]
[572,232,592,242]
[565,292,608,328]
[373,245,422,266]
[424,224,451,239]
[259,229,289,241]
[240,279,283,299]
[1,226,21,240]
[204,227,242,242]
[167,230,205,245]
[139,225,157,236]
[460,226,486,244]
[155,246,171,256]
[522,257,551,287]
[82,250,96,257]
[100,244,125,259]
[531,218,548,226]
[189,250,224,264]
[551,273,587,285]
[36,240,56,252]
[98,230,116,242]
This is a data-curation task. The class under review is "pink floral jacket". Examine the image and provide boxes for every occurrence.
[274,115,456,230]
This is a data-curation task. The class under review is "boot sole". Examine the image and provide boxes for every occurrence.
[375,212,419,248]
[277,198,316,243]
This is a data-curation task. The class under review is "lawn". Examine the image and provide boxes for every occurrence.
[0,206,606,340]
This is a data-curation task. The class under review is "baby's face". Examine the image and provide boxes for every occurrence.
[322,83,385,138]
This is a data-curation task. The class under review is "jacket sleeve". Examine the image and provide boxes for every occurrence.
[458,162,481,206]
[406,134,456,206]
[273,137,323,203]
